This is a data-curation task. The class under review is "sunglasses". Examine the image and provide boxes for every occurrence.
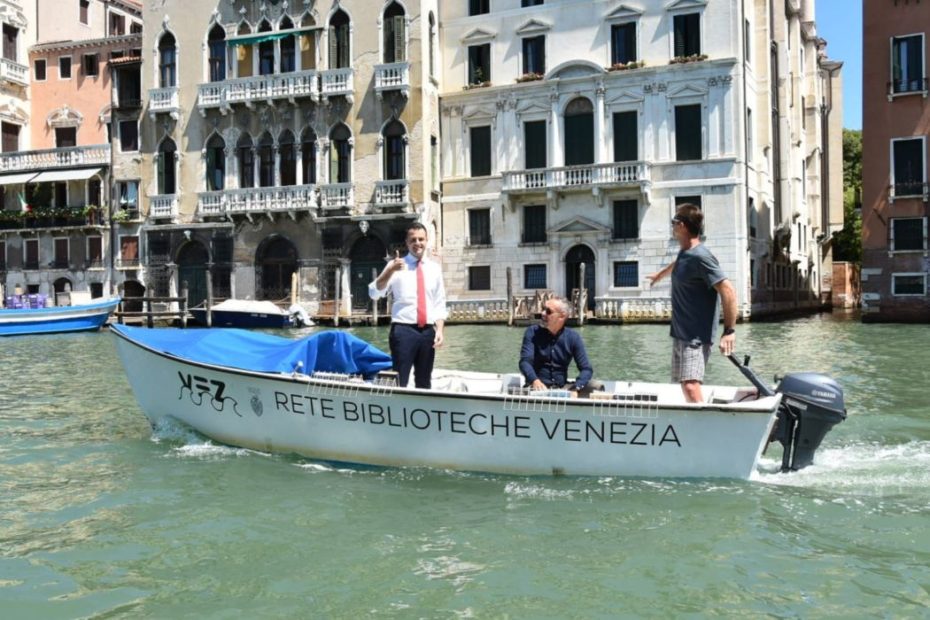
[542,307,561,315]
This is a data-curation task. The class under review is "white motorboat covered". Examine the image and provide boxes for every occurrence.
[111,326,846,479]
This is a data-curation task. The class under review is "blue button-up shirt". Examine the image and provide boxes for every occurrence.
[519,324,593,390]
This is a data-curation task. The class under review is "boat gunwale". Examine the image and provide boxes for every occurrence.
[111,325,781,416]
[0,296,121,317]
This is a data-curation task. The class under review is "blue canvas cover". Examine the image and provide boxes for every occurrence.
[112,325,392,378]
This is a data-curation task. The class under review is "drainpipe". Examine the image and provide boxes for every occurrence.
[819,56,842,304]
[741,0,750,317]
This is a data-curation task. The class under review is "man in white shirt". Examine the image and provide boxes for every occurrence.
[368,223,448,388]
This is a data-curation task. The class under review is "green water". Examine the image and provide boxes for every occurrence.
[2,314,929,618]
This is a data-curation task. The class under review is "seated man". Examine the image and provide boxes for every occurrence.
[519,297,598,398]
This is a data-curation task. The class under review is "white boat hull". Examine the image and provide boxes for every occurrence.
[113,329,780,479]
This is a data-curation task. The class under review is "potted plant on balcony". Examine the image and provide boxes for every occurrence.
[83,204,101,225]
[670,54,708,65]
[607,60,645,72]
[0,209,21,230]
[516,72,544,83]
[464,68,491,90]
[111,208,131,224]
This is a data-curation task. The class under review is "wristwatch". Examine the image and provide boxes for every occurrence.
[723,327,736,336]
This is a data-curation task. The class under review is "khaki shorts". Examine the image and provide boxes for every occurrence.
[672,338,712,383]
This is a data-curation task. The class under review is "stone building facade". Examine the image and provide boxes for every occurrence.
[861,0,930,322]
[437,0,843,321]
[139,0,440,315]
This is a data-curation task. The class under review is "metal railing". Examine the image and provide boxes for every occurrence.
[0,57,29,86]
[319,183,354,209]
[198,70,321,110]
[320,68,354,100]
[374,62,410,98]
[502,161,648,192]
[149,194,178,219]
[0,144,110,173]
[889,182,929,202]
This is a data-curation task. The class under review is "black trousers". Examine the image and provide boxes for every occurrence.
[389,323,436,389]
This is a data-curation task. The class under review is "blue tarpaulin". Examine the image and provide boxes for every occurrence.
[113,325,392,378]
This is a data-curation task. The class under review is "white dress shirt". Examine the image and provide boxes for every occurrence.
[369,254,448,325]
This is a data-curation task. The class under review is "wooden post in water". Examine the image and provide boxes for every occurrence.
[118,299,124,325]
[371,267,378,325]
[205,267,213,327]
[506,267,513,326]
[577,263,586,326]
[180,283,188,328]
[290,271,298,306]
[146,297,153,328]
[333,265,341,327]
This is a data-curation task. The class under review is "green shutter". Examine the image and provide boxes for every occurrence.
[328,26,337,69]
[394,16,405,62]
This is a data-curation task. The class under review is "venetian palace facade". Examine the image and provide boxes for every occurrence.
[861,0,930,322]
[2,0,843,323]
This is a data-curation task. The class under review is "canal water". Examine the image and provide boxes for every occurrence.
[2,314,929,617]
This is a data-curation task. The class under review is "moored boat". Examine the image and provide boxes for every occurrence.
[189,299,312,328]
[111,325,846,479]
[0,296,121,336]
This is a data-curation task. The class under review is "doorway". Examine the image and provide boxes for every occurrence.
[349,235,387,310]
[564,244,595,311]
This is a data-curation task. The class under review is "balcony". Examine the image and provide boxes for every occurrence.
[319,183,354,210]
[0,145,110,173]
[0,57,28,86]
[502,162,649,209]
[320,68,354,103]
[196,185,320,219]
[373,180,410,210]
[889,182,929,203]
[374,62,410,99]
[148,86,179,119]
[149,194,178,220]
[887,77,928,101]
[198,71,321,114]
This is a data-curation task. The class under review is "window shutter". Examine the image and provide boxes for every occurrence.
[328,26,337,69]
[394,16,405,62]
[156,153,165,194]
[907,37,921,87]
[674,16,685,57]
[613,111,638,162]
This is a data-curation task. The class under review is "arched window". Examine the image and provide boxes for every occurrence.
[206,134,225,191]
[279,130,296,186]
[329,10,350,69]
[257,133,274,187]
[237,133,254,188]
[300,14,316,70]
[157,138,177,194]
[428,12,435,78]
[383,2,405,64]
[158,32,177,88]
[300,128,317,185]
[382,120,405,180]
[280,16,296,72]
[236,22,252,78]
[329,123,351,183]
[208,24,226,82]
[258,20,274,75]
[564,97,594,166]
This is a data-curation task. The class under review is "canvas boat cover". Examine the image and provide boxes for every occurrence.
[112,325,392,378]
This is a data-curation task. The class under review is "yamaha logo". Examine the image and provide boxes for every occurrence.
[812,390,835,399]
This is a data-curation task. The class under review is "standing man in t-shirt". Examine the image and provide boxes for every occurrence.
[369,222,447,389]
[648,203,737,403]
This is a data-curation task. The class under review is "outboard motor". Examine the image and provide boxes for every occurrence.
[728,355,847,472]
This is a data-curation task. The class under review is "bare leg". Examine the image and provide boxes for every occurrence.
[681,380,703,403]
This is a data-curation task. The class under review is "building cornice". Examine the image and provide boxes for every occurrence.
[30,34,142,55]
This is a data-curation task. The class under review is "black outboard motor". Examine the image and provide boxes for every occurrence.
[728,355,847,472]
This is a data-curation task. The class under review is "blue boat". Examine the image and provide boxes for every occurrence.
[0,297,121,336]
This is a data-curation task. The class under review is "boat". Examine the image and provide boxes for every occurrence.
[0,296,121,336]
[111,325,846,479]
[189,299,313,328]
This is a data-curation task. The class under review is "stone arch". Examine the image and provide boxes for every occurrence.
[255,235,298,301]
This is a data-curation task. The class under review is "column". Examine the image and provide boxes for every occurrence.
[549,89,561,168]
[594,81,606,164]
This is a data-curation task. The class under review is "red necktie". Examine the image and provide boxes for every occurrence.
[416,260,427,328]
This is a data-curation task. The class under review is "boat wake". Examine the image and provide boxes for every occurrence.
[150,419,266,460]
[753,440,930,492]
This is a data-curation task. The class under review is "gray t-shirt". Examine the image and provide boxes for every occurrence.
[670,244,727,344]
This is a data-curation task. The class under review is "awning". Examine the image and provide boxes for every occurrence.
[227,27,318,47]
[0,172,39,185]
[30,168,103,183]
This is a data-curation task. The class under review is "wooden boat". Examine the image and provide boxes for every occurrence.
[189,299,312,328]
[111,325,845,479]
[0,297,120,336]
